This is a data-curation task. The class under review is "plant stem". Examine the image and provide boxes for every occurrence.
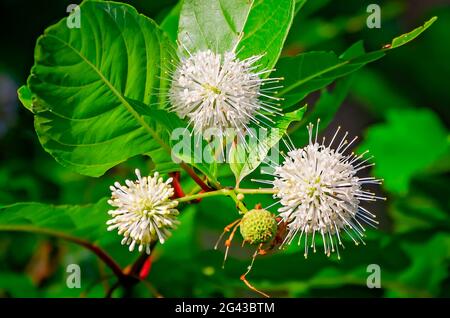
[0,226,125,280]
[228,190,248,213]
[129,241,157,276]
[179,162,214,192]
[85,243,125,280]
[236,188,277,195]
[105,280,121,298]
[177,187,278,203]
[177,188,231,202]
[187,183,202,195]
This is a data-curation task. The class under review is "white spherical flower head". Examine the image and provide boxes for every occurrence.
[107,169,179,254]
[169,49,282,137]
[270,122,384,259]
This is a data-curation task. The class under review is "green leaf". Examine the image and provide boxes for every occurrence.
[23,1,178,177]
[160,1,182,43]
[17,85,33,112]
[390,193,449,234]
[178,0,251,53]
[229,106,306,183]
[178,0,295,72]
[237,0,295,71]
[388,233,450,297]
[390,16,437,49]
[0,199,117,248]
[275,17,437,108]
[275,47,384,108]
[0,273,37,297]
[358,108,448,195]
[151,206,201,297]
[129,98,217,181]
[288,76,353,147]
[294,0,307,15]
[168,130,219,182]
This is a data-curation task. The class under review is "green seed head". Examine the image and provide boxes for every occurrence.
[240,208,277,245]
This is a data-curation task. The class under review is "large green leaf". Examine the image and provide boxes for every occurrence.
[0,198,132,278]
[275,17,437,108]
[160,0,182,42]
[21,1,179,177]
[386,233,450,297]
[151,206,201,297]
[178,0,251,53]
[237,0,295,71]
[390,16,438,49]
[0,199,116,248]
[130,98,217,181]
[288,76,354,147]
[229,106,306,184]
[178,0,295,72]
[0,273,38,298]
[274,46,383,108]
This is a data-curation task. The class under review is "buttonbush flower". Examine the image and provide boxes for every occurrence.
[261,122,384,258]
[107,169,179,254]
[169,48,282,140]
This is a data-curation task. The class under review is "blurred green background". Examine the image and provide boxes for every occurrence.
[0,0,449,297]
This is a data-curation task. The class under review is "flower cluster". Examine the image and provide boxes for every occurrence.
[109,46,383,260]
[107,169,179,254]
[267,122,383,258]
[169,49,282,139]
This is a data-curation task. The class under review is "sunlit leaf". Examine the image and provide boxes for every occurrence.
[0,199,118,248]
[179,0,295,72]
[229,106,306,183]
[390,16,437,48]
[275,18,436,108]
[22,1,178,177]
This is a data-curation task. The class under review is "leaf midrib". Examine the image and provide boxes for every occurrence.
[278,59,350,96]
[45,34,172,154]
[241,0,283,40]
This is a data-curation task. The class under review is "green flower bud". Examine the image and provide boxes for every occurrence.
[240,208,277,245]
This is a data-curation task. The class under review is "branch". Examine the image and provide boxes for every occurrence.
[177,189,231,203]
[177,187,278,203]
[179,162,214,192]
[236,188,277,195]
[129,241,158,276]
[0,226,125,280]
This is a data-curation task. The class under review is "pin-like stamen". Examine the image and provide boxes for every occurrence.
[254,122,383,258]
[107,169,180,255]
[169,49,282,139]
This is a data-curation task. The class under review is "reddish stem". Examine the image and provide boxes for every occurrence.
[179,162,212,192]
[170,172,185,199]
[82,243,126,281]
[139,257,153,280]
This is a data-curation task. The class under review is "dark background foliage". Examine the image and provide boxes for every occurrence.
[0,0,448,297]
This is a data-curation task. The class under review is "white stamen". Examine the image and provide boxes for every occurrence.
[107,170,179,254]
[256,122,383,258]
[169,49,281,137]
